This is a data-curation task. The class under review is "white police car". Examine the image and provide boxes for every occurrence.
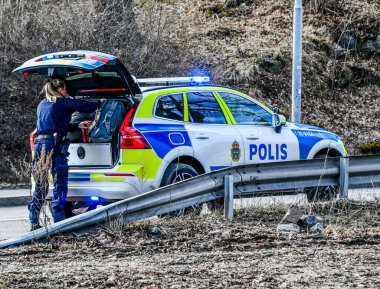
[14,51,347,213]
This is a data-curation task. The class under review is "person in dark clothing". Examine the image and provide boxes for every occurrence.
[29,78,102,231]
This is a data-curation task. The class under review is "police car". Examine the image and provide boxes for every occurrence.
[14,50,347,213]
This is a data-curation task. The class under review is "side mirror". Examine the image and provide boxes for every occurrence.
[272,113,285,133]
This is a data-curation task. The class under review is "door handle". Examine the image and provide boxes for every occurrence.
[195,134,209,140]
[246,137,259,140]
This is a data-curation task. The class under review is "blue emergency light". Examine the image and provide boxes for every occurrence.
[90,196,99,201]
[137,76,210,87]
[190,76,210,85]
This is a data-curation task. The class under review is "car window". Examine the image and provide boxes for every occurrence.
[155,93,184,121]
[186,92,227,124]
[219,92,272,126]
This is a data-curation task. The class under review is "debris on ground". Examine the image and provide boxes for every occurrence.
[276,223,300,233]
[147,225,161,235]
[277,207,324,234]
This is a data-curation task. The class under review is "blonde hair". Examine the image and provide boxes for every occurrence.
[44,78,66,103]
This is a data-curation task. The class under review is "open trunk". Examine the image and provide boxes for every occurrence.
[66,98,132,168]
[17,51,140,169]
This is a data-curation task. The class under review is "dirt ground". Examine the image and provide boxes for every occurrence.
[0,201,379,289]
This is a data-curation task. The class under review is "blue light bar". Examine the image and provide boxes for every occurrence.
[191,76,210,85]
[137,76,210,87]
[90,196,99,201]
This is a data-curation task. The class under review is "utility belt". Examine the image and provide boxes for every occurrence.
[36,133,71,156]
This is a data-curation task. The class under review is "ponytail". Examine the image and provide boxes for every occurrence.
[44,78,66,103]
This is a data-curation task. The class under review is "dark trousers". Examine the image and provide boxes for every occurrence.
[28,139,68,224]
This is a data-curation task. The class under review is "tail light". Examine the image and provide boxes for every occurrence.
[120,128,151,149]
[30,129,37,151]
[119,101,151,149]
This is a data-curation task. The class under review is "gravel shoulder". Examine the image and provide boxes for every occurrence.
[1,201,379,288]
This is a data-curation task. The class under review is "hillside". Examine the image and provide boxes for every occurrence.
[0,0,379,184]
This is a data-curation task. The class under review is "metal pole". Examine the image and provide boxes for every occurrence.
[339,157,349,199]
[224,175,234,220]
[291,0,303,123]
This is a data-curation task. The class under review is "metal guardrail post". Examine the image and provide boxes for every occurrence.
[339,157,349,199]
[224,174,234,220]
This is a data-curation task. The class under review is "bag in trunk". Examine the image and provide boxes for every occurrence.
[89,101,126,143]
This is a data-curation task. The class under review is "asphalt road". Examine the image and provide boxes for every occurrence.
[0,188,379,241]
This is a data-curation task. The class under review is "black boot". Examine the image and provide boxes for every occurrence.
[30,223,42,231]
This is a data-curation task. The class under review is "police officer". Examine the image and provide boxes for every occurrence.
[29,78,102,231]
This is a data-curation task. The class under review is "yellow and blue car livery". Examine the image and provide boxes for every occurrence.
[63,84,347,203]
[45,84,347,203]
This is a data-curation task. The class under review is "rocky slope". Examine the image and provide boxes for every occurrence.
[153,0,380,149]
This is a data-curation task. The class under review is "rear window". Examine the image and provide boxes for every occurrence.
[65,65,125,96]
[155,93,184,121]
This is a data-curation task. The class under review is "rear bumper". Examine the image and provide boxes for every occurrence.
[41,178,155,202]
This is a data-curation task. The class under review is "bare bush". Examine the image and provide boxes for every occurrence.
[0,0,191,183]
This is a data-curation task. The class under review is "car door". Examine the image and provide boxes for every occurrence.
[217,91,299,164]
[184,91,245,172]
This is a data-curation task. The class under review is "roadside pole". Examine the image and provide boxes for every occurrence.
[224,175,234,221]
[291,0,303,123]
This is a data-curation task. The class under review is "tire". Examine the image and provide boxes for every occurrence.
[305,153,338,202]
[64,201,97,218]
[160,163,202,217]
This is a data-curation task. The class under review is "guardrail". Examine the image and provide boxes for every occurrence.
[1,155,380,249]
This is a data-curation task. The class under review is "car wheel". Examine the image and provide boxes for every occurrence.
[64,201,97,218]
[160,163,202,217]
[306,153,338,202]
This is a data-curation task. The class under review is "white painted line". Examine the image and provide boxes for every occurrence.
[0,218,29,222]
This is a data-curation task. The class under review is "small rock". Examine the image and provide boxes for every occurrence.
[309,223,323,234]
[208,229,221,235]
[298,215,323,227]
[374,35,380,51]
[360,40,376,52]
[276,223,300,233]
[259,58,283,73]
[106,276,117,286]
[280,207,304,224]
[148,226,161,235]
[339,33,357,50]
[331,43,345,58]
[224,0,251,8]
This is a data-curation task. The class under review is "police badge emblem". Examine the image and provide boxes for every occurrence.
[230,141,241,162]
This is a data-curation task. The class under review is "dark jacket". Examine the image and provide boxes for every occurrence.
[36,97,100,136]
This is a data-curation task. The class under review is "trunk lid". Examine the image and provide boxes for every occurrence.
[13,50,140,97]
